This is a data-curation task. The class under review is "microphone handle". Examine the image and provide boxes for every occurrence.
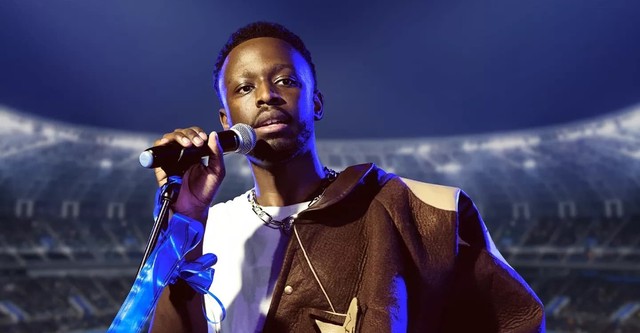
[140,130,239,169]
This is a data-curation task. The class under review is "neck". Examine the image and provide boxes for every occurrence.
[249,149,325,207]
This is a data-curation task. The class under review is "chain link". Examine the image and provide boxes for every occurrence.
[247,167,337,232]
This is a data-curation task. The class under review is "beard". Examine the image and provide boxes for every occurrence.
[246,119,314,167]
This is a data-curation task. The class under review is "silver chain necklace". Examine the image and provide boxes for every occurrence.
[247,167,337,232]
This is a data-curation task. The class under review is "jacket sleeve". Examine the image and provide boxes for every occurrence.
[441,190,545,332]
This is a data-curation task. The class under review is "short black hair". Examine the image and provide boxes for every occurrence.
[213,21,317,100]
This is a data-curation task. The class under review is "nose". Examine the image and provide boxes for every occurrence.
[255,82,284,108]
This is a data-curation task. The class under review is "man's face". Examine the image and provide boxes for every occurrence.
[217,37,322,165]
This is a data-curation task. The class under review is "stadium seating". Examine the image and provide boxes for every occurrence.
[1,104,639,332]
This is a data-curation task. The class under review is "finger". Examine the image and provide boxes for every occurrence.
[160,128,201,147]
[187,126,208,142]
[207,131,222,156]
[178,128,208,147]
[159,131,190,147]
[155,137,169,145]
[206,131,225,173]
[154,166,168,187]
[176,126,208,145]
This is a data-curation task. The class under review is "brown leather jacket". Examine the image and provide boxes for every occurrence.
[261,163,545,332]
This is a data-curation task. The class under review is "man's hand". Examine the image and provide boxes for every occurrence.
[153,126,226,222]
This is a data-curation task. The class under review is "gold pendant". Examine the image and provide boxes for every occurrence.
[315,297,358,333]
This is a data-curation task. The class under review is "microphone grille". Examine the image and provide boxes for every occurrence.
[230,123,256,155]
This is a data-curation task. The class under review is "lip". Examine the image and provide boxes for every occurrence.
[255,122,288,133]
[255,118,288,128]
[254,110,291,129]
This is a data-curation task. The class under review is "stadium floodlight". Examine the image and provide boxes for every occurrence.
[595,121,617,137]
[462,142,479,152]
[41,125,81,142]
[620,149,640,160]
[462,136,540,152]
[397,146,415,155]
[99,159,113,169]
[417,144,431,155]
[620,108,640,130]
[0,108,35,134]
[481,136,540,152]
[435,162,462,174]
[523,159,536,169]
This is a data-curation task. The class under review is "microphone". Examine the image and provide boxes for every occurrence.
[138,123,256,169]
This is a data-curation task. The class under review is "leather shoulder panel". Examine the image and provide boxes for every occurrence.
[400,177,460,212]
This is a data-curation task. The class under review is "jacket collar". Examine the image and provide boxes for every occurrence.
[300,163,386,215]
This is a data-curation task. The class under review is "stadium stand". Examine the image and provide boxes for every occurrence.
[1,104,639,332]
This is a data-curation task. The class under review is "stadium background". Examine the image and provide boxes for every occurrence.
[1,1,640,332]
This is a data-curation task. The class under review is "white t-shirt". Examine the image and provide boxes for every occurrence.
[202,190,309,333]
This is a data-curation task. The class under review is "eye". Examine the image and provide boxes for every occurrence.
[235,84,254,94]
[276,77,298,87]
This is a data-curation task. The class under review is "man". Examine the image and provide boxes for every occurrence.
[150,22,544,332]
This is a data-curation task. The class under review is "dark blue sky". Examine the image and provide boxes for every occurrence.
[1,0,639,138]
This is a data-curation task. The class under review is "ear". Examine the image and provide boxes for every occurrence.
[313,90,324,121]
[218,108,230,130]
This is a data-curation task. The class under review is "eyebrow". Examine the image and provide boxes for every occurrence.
[238,63,296,78]
[231,63,298,85]
[270,63,296,74]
